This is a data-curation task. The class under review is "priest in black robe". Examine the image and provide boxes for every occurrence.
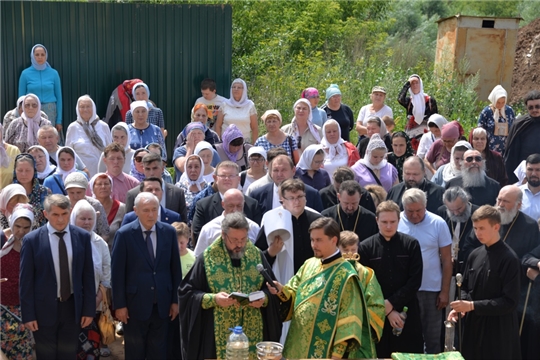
[449,205,521,360]
[322,180,378,242]
[359,200,424,358]
[522,244,540,360]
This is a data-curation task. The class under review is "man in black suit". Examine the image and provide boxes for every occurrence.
[125,152,187,222]
[250,154,323,214]
[191,161,261,246]
[112,192,182,359]
[20,195,95,359]
[386,156,445,213]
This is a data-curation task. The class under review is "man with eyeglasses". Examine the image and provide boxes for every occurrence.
[505,90,540,183]
[179,212,282,360]
[445,149,500,206]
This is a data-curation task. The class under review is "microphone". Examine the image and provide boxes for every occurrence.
[456,273,463,287]
[256,264,279,291]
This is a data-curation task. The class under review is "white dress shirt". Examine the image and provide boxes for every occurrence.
[520,184,540,221]
[47,223,73,298]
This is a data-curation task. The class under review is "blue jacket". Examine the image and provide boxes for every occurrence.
[42,172,88,195]
[250,182,323,214]
[18,66,63,123]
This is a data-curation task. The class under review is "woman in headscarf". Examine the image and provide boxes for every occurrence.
[320,119,360,181]
[18,44,63,130]
[174,103,220,150]
[66,95,112,177]
[417,114,448,159]
[176,154,207,216]
[0,203,34,359]
[12,153,50,227]
[425,121,462,175]
[125,82,166,138]
[97,122,135,174]
[294,144,331,190]
[468,127,508,186]
[0,122,21,188]
[320,84,355,142]
[387,131,415,182]
[28,145,56,183]
[301,87,327,127]
[4,93,51,153]
[239,147,267,194]
[130,148,150,182]
[357,116,392,158]
[398,74,439,142]
[215,78,258,143]
[352,134,398,192]
[89,173,125,250]
[3,95,48,133]
[43,146,86,195]
[128,101,167,160]
[282,98,322,154]
[0,184,28,231]
[431,141,472,187]
[215,124,253,171]
[70,199,111,358]
[255,109,300,163]
[477,85,515,154]
[194,141,216,184]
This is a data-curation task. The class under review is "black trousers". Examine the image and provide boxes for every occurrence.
[124,304,169,360]
[32,295,80,360]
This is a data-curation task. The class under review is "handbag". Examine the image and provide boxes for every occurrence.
[98,284,116,345]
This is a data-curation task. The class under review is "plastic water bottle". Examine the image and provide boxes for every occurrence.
[392,306,408,336]
[226,326,249,360]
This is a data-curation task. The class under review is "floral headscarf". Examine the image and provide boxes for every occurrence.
[179,154,206,191]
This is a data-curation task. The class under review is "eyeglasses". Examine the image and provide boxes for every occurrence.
[528,104,540,110]
[464,156,483,163]
[282,194,306,203]
[249,158,264,163]
[24,103,38,109]
[216,174,238,180]
[134,156,144,162]
[225,234,248,245]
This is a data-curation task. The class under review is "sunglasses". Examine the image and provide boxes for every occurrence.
[465,156,483,163]
[528,104,540,110]
[135,156,144,163]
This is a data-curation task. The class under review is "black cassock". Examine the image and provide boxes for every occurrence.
[460,240,521,360]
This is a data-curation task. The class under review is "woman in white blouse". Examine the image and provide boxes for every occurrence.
[66,95,112,177]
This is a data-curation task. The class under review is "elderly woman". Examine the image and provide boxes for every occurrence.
[352,134,398,192]
[130,148,150,182]
[0,122,21,188]
[194,141,216,184]
[43,146,87,195]
[425,121,462,175]
[0,203,35,359]
[5,93,51,153]
[239,147,267,194]
[301,87,327,127]
[12,153,50,227]
[387,131,415,182]
[175,154,207,216]
[90,173,126,249]
[174,103,220,149]
[0,184,29,231]
[215,124,253,171]
[468,127,508,186]
[417,114,448,159]
[295,144,331,190]
[357,116,392,158]
[255,109,300,163]
[66,95,112,177]
[320,84,355,142]
[28,145,56,183]
[431,141,472,187]
[97,122,135,174]
[356,86,393,137]
[3,96,48,133]
[128,101,167,160]
[125,82,166,137]
[282,99,322,154]
[215,78,258,143]
[70,199,111,358]
[320,119,360,181]
[477,85,515,154]
[18,44,62,130]
[398,74,439,141]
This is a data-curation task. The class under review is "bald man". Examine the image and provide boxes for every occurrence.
[194,189,261,256]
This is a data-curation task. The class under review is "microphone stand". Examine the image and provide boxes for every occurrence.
[456,274,463,353]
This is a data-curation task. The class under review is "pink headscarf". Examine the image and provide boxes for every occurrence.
[221,124,244,162]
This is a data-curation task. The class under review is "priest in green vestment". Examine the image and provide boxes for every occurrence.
[269,217,377,359]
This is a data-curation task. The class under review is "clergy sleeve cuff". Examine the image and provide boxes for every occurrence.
[279,287,293,302]
[331,342,347,358]
[202,294,217,309]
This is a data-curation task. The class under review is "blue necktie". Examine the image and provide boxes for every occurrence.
[144,230,154,265]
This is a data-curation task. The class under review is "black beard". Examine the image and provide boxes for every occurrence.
[527,177,540,187]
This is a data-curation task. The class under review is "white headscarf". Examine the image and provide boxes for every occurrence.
[111,122,133,152]
[296,144,323,171]
[408,74,426,125]
[179,154,206,191]
[290,99,321,143]
[0,123,10,168]
[70,199,97,232]
[427,114,448,136]
[320,119,346,160]
[359,134,388,170]
[0,184,28,216]
[21,94,42,145]
[28,145,56,179]
[55,146,78,182]
[0,203,34,258]
[194,141,214,157]
[227,78,254,108]
[442,140,473,183]
[89,173,114,198]
[488,85,508,122]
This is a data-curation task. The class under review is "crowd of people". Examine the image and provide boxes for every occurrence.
[1,42,540,360]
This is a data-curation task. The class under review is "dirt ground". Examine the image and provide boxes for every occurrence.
[107,333,125,360]
[510,17,540,105]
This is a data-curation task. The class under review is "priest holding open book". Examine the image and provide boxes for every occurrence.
[178,212,282,360]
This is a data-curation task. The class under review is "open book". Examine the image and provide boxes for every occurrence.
[228,291,265,306]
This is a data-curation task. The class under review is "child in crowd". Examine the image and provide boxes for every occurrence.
[382,115,395,135]
[194,78,227,129]
[172,222,195,278]
[339,230,360,255]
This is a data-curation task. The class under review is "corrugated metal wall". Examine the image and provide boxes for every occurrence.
[1,1,232,161]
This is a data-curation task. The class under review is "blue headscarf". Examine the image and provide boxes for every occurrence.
[30,44,50,70]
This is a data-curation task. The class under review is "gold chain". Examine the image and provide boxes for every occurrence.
[337,205,361,234]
